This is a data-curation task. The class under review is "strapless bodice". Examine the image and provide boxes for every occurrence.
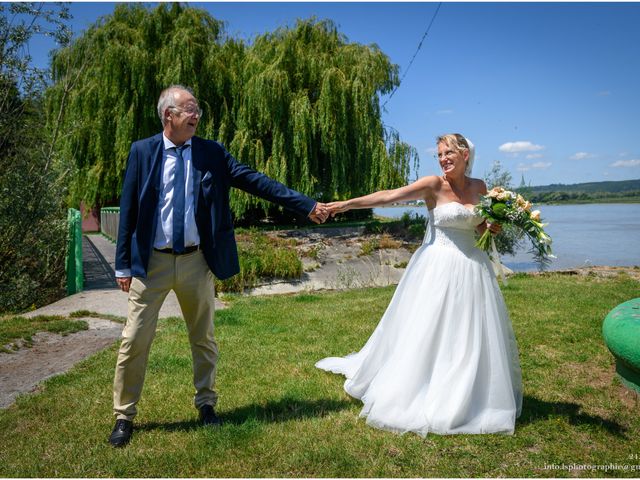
[425,202,484,254]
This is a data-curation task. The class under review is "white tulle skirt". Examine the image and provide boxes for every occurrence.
[316,236,523,436]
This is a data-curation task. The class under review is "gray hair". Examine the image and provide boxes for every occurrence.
[157,85,196,126]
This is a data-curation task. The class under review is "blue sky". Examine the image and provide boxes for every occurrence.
[27,2,640,186]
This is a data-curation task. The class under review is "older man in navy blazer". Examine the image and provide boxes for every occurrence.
[109,85,328,447]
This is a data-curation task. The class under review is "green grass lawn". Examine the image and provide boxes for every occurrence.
[1,273,639,477]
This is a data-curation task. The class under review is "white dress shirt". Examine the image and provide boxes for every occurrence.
[115,134,200,278]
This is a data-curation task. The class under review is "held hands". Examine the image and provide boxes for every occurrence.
[309,202,330,224]
[326,201,350,217]
[308,200,351,223]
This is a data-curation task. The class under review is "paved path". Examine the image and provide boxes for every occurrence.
[0,318,122,409]
[73,234,225,315]
[83,234,117,290]
[0,234,225,409]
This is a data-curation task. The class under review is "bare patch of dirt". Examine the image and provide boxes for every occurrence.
[563,360,640,413]
[534,266,640,281]
[0,317,122,409]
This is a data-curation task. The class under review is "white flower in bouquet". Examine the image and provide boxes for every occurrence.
[475,187,554,268]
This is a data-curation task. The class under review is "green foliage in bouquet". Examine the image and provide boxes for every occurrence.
[483,161,524,256]
[475,187,554,269]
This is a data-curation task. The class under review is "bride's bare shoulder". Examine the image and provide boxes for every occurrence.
[411,176,441,206]
[467,176,488,193]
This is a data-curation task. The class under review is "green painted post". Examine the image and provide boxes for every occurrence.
[66,209,75,294]
[602,298,640,393]
[74,209,83,293]
[66,208,83,295]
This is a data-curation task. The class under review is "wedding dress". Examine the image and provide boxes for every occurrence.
[316,202,523,436]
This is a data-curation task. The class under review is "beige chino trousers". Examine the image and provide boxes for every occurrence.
[113,249,218,420]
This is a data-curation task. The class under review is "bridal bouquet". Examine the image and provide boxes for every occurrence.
[475,187,554,266]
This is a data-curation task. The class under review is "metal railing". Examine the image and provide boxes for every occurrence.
[66,208,83,294]
[101,207,120,242]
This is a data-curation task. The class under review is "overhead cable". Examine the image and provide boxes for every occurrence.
[382,2,442,109]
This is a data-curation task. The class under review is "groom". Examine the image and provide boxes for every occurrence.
[110,85,328,447]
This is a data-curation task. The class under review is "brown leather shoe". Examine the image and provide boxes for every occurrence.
[199,405,223,427]
[109,419,133,447]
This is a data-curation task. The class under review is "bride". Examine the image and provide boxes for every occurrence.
[316,134,522,436]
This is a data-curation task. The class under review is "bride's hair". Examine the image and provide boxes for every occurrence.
[436,133,469,153]
[436,133,474,175]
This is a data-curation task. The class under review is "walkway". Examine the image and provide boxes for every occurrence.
[0,234,224,409]
[31,234,224,319]
[83,234,117,290]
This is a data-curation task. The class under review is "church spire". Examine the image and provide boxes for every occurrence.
[519,174,526,189]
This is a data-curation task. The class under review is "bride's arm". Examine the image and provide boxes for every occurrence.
[327,176,439,215]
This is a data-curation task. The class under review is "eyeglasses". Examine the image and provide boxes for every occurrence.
[435,150,458,160]
[170,105,203,118]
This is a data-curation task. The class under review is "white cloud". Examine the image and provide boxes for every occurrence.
[436,109,453,115]
[598,90,611,96]
[526,153,543,159]
[531,162,552,169]
[570,152,593,160]
[610,159,640,168]
[499,141,545,154]
[517,162,552,172]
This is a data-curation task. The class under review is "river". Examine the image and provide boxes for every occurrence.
[373,203,640,271]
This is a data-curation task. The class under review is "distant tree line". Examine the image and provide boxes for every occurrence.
[522,190,640,204]
[523,179,640,194]
[517,179,640,204]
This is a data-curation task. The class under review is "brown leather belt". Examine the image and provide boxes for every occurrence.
[154,245,200,255]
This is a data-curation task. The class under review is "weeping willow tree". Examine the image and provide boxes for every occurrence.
[226,18,419,219]
[47,4,419,221]
[46,3,231,207]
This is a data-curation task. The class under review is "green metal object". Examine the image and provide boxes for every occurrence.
[602,297,640,393]
[66,208,83,295]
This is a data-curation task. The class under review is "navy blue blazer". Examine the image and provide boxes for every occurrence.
[115,133,316,280]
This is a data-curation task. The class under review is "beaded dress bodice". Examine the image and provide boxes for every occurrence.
[424,202,484,255]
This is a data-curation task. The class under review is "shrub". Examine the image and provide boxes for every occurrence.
[0,91,67,313]
[364,219,384,234]
[0,4,72,313]
[408,223,426,239]
[358,239,379,256]
[378,234,402,249]
[215,230,303,293]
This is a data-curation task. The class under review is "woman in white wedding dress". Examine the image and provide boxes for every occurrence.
[316,134,522,436]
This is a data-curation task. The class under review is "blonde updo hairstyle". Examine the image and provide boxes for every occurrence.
[436,133,474,175]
